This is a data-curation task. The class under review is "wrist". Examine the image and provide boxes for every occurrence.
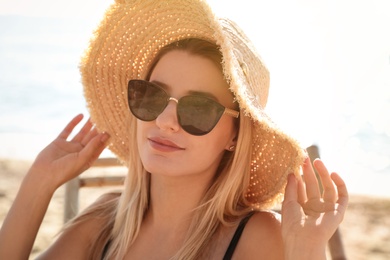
[23,166,58,196]
[284,236,327,260]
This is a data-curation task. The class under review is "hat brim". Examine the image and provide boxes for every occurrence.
[80,0,305,208]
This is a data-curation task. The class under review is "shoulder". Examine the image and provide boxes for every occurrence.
[37,192,120,260]
[233,211,284,260]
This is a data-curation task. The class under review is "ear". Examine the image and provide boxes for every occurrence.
[225,136,237,152]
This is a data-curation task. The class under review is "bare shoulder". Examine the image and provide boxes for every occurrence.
[233,211,284,260]
[37,192,120,260]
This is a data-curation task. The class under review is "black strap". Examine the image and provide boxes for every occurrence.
[101,239,111,260]
[223,212,255,260]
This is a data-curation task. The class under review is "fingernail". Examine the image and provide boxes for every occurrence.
[304,157,310,164]
[288,173,297,182]
[100,132,110,143]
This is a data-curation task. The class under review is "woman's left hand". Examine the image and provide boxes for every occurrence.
[281,157,348,259]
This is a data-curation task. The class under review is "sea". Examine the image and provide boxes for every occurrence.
[0,14,389,198]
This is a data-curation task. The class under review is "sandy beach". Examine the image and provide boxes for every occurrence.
[1,158,389,259]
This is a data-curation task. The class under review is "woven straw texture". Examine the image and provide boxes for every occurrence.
[80,0,305,208]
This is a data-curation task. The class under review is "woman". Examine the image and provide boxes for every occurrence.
[0,0,348,259]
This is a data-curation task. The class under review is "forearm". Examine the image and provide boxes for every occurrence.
[0,170,56,259]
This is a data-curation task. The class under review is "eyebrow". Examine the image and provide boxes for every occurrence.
[150,80,218,101]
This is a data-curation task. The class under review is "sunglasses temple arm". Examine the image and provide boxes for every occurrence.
[224,108,239,118]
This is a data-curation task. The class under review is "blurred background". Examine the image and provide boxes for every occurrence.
[0,0,389,198]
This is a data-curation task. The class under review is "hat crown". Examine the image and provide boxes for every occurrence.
[217,18,270,110]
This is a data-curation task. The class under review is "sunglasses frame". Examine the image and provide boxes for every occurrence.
[128,80,239,135]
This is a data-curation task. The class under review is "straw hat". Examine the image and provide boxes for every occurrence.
[80,0,305,208]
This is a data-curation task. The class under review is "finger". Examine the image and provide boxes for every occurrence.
[283,173,298,204]
[71,118,94,143]
[77,132,110,171]
[302,157,321,200]
[57,114,84,140]
[313,159,337,203]
[331,172,349,211]
[297,176,307,205]
[79,126,99,148]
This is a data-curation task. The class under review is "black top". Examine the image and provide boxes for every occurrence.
[102,212,255,260]
[223,212,254,260]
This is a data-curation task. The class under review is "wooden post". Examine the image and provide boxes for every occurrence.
[306,145,347,260]
[64,177,80,223]
[306,145,323,193]
[62,157,124,224]
[328,229,347,260]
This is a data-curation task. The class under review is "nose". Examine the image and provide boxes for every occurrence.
[155,98,180,133]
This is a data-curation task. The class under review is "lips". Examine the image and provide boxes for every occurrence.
[148,137,185,152]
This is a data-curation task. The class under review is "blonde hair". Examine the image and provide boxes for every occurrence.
[72,39,257,260]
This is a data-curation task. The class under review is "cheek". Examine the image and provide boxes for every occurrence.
[136,120,157,172]
[217,116,237,142]
[202,117,237,151]
[136,120,142,142]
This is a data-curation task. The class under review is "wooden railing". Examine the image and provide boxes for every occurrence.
[63,157,125,223]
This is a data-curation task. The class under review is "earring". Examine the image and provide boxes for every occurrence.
[229,145,235,151]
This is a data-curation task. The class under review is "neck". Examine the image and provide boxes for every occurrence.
[145,173,213,230]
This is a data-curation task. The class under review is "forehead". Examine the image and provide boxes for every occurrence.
[148,50,234,104]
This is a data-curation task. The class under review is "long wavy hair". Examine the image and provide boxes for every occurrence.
[69,38,256,260]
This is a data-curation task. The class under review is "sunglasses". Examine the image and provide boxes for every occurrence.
[127,80,239,136]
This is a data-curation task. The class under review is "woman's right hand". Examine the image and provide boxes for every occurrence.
[28,114,110,190]
[0,114,109,260]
